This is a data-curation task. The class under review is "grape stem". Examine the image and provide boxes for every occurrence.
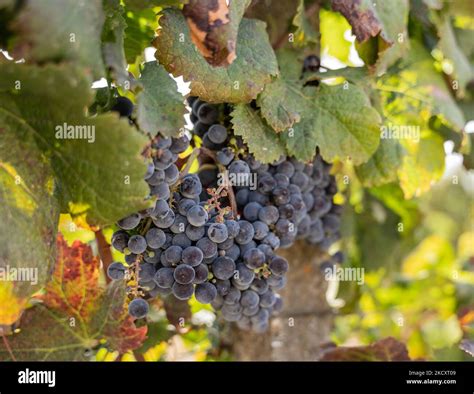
[1,334,16,361]
[199,147,238,218]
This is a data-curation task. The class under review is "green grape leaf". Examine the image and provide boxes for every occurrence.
[0,132,59,325]
[321,337,411,361]
[123,8,157,64]
[332,0,409,74]
[183,0,251,67]
[153,8,278,103]
[292,0,318,47]
[11,0,105,78]
[136,61,186,137]
[379,41,465,132]
[398,132,445,199]
[257,49,306,132]
[281,83,382,164]
[102,0,131,86]
[0,62,150,226]
[355,138,404,187]
[125,0,183,10]
[231,105,286,164]
[0,238,147,360]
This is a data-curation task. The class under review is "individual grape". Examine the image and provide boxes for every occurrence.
[259,290,276,308]
[223,287,241,305]
[112,96,134,117]
[178,198,196,215]
[172,233,192,248]
[278,204,295,220]
[257,174,277,194]
[332,251,344,264]
[170,214,187,234]
[242,304,259,317]
[207,124,228,144]
[258,205,279,225]
[267,274,286,290]
[208,222,228,243]
[215,279,231,296]
[125,253,139,265]
[234,263,255,285]
[197,103,218,124]
[172,282,194,300]
[272,186,291,205]
[228,160,250,176]
[224,220,240,239]
[149,200,170,219]
[235,220,255,245]
[150,182,171,200]
[145,228,166,249]
[211,294,224,309]
[239,240,257,256]
[149,286,172,297]
[250,308,270,325]
[257,243,274,259]
[275,219,293,236]
[180,174,202,198]
[186,205,208,227]
[128,298,149,319]
[262,233,280,250]
[139,262,156,282]
[276,161,295,177]
[147,169,165,186]
[216,147,234,166]
[235,188,250,206]
[111,230,130,252]
[250,278,269,295]
[164,164,179,184]
[169,135,190,154]
[128,235,147,254]
[221,308,242,322]
[185,224,206,241]
[173,264,195,284]
[193,263,209,284]
[240,290,259,308]
[243,248,266,269]
[182,246,204,266]
[143,249,161,264]
[144,162,155,181]
[269,256,289,276]
[154,267,175,288]
[248,191,270,205]
[212,256,236,280]
[243,202,262,221]
[107,262,126,280]
[225,244,240,260]
[303,54,320,72]
[117,213,141,230]
[196,237,218,259]
[195,282,217,304]
[217,237,234,250]
[252,221,269,240]
[272,294,283,314]
[164,245,182,264]
[152,209,175,228]
[323,213,340,233]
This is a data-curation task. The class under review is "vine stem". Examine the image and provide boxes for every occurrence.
[2,334,16,361]
[95,230,113,284]
[199,147,238,218]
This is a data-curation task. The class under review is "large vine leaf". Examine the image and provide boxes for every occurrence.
[11,0,105,78]
[0,110,59,326]
[257,49,306,132]
[379,41,465,131]
[136,61,186,137]
[231,105,286,164]
[281,83,382,164]
[183,0,251,67]
[153,8,278,103]
[355,138,404,187]
[0,236,147,361]
[332,0,409,74]
[320,337,411,361]
[0,62,150,226]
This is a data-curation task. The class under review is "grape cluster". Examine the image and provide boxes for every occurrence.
[109,95,342,333]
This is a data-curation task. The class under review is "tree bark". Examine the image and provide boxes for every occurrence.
[229,242,333,361]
